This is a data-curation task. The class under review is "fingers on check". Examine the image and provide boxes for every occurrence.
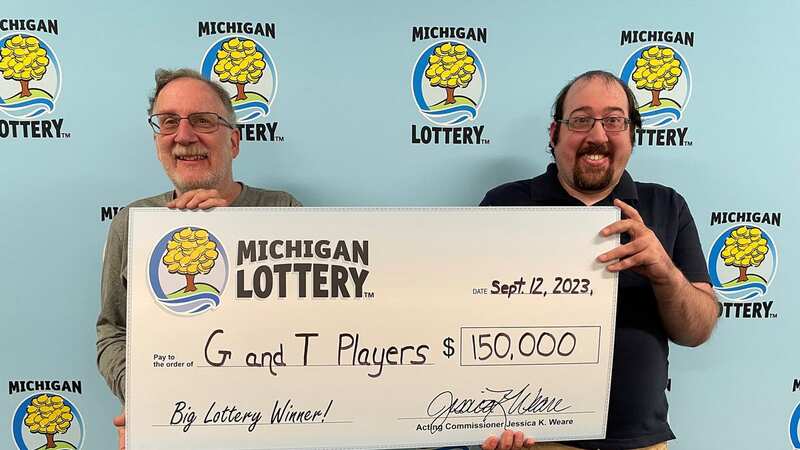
[499,429,523,450]
[168,189,223,210]
[483,430,535,450]
[512,430,527,449]
[598,239,646,263]
[197,198,227,209]
[481,435,499,450]
[605,253,645,272]
[523,437,536,449]
[601,217,642,237]
[500,429,514,449]
[614,198,643,222]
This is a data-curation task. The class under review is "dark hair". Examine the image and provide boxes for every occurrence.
[147,68,235,123]
[548,70,641,154]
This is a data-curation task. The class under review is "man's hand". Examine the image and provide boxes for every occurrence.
[598,198,717,346]
[597,199,678,285]
[113,412,125,450]
[482,429,535,450]
[167,189,229,210]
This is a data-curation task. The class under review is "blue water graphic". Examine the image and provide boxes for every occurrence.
[0,97,54,118]
[715,282,767,301]
[234,101,269,122]
[640,107,680,127]
[159,291,220,314]
[423,105,477,125]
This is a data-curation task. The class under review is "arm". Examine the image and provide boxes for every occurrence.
[598,199,718,347]
[96,220,128,402]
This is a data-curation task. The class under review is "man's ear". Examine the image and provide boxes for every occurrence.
[548,121,558,148]
[229,127,240,159]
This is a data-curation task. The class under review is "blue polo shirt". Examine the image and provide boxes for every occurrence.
[480,163,710,449]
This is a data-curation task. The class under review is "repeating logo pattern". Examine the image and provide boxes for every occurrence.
[0,34,60,118]
[11,393,83,450]
[201,35,277,123]
[620,45,691,128]
[148,227,228,315]
[707,225,777,301]
[412,40,486,126]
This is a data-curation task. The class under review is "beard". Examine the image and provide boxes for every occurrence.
[172,176,221,192]
[573,144,614,191]
[168,144,225,192]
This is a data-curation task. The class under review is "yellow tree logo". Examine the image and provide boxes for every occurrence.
[720,226,769,283]
[213,37,265,101]
[424,42,476,105]
[630,46,683,107]
[23,394,74,449]
[162,227,219,293]
[0,35,50,98]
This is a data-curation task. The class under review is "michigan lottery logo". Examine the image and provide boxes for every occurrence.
[148,227,229,315]
[11,393,84,450]
[0,33,60,119]
[618,30,695,147]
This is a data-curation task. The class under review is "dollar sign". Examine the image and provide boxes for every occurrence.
[442,337,455,358]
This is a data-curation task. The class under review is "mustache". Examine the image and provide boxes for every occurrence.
[576,143,610,158]
[173,145,208,158]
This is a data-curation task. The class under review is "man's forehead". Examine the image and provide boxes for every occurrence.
[563,77,628,115]
[154,78,227,113]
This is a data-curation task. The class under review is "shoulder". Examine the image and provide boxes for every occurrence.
[240,185,302,207]
[480,179,533,206]
[107,192,171,238]
[634,181,689,212]
[633,181,698,231]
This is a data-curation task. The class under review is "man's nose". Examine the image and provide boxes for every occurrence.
[586,119,609,145]
[173,118,198,145]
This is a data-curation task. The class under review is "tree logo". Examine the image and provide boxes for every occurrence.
[11,393,84,450]
[200,36,276,123]
[147,227,229,315]
[0,34,61,119]
[619,45,691,128]
[707,225,777,301]
[411,40,486,126]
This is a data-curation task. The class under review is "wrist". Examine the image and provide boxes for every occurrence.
[651,263,688,297]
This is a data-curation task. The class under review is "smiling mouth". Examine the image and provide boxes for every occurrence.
[176,155,208,161]
[584,154,606,161]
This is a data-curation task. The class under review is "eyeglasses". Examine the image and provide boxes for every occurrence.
[557,116,630,132]
[148,112,235,134]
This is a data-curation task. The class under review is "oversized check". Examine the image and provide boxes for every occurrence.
[126,207,619,450]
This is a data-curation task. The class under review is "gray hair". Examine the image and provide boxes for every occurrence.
[147,68,236,122]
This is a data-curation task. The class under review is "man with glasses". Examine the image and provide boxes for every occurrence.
[479,71,718,450]
[97,68,300,449]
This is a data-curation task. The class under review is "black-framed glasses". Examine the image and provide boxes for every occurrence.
[557,116,630,132]
[148,112,235,134]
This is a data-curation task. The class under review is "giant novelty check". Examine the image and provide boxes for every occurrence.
[126,207,619,450]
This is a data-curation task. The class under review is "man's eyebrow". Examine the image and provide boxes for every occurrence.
[567,106,626,116]
[567,106,593,116]
[603,106,626,115]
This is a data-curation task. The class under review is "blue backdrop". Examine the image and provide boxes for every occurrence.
[1,1,798,448]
